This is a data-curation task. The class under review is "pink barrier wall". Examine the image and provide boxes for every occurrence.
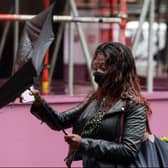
[0,92,168,167]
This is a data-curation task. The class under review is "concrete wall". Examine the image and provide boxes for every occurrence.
[0,92,167,167]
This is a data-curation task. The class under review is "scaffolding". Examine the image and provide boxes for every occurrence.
[0,0,160,94]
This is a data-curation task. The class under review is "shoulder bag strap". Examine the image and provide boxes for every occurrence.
[119,112,125,143]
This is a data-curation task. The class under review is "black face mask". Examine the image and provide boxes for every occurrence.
[93,71,105,86]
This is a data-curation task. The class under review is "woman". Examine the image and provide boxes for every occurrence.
[30,42,152,167]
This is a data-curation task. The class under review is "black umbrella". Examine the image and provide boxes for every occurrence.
[0,2,56,108]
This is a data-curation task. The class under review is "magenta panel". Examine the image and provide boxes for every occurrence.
[0,92,167,167]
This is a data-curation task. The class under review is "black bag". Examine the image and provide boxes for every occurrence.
[120,113,168,168]
[130,135,168,167]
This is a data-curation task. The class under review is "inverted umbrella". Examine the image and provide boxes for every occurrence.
[0,2,56,108]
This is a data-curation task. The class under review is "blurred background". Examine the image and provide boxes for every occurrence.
[0,0,168,95]
[0,1,168,167]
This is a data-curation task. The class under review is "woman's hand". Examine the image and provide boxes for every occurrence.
[30,89,43,105]
[64,133,81,151]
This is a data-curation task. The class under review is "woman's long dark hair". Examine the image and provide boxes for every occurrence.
[94,42,143,102]
[84,42,152,126]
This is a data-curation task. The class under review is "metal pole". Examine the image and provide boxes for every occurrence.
[0,14,121,23]
[0,7,13,62]
[132,0,150,56]
[53,16,121,23]
[48,2,69,88]
[68,12,75,96]
[48,23,65,87]
[41,0,50,95]
[0,20,11,62]
[12,0,19,75]
[147,0,155,92]
[119,0,127,44]
[69,0,96,89]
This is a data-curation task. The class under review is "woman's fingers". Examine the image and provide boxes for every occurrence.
[64,134,81,150]
[30,89,43,104]
[64,134,81,144]
[31,89,40,97]
[64,134,73,142]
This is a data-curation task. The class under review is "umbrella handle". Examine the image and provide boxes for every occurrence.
[62,129,68,135]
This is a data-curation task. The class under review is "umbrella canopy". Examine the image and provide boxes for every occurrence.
[0,2,56,108]
[17,2,56,74]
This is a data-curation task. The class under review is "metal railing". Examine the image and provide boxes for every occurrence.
[0,0,123,95]
[0,0,156,94]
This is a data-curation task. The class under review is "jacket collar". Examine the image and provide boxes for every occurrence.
[104,99,126,115]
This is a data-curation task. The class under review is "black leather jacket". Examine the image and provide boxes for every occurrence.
[30,99,147,168]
